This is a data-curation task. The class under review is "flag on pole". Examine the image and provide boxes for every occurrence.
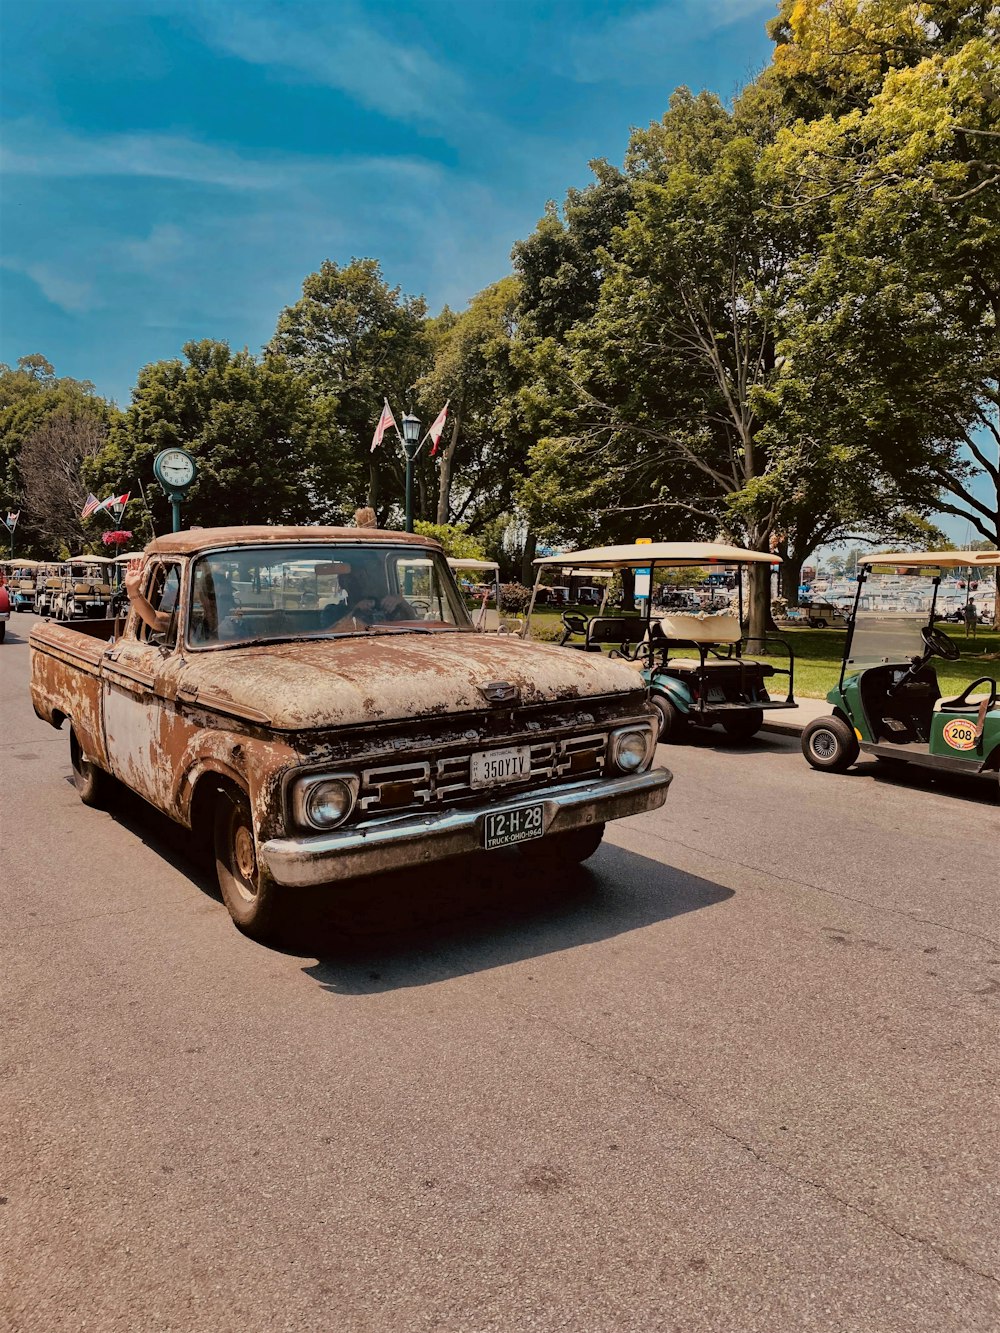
[370,399,397,453]
[93,491,129,516]
[81,493,100,519]
[6,511,19,531]
[426,400,450,457]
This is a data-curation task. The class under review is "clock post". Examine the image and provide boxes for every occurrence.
[152,448,198,532]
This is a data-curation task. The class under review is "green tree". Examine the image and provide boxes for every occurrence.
[269,258,429,521]
[92,340,344,534]
[416,278,530,532]
[412,520,486,559]
[766,0,1000,616]
[0,356,117,557]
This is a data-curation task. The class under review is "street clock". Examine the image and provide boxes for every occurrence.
[153,447,198,532]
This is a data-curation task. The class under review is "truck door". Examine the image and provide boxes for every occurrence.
[102,560,187,812]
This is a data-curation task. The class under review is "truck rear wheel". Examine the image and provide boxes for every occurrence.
[69,728,116,808]
[802,716,860,773]
[214,786,281,940]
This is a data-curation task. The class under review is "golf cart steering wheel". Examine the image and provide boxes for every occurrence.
[922,625,961,660]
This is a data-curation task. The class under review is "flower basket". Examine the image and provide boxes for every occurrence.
[102,530,133,550]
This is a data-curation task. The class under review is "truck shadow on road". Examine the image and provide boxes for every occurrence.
[284,846,734,995]
[87,782,734,993]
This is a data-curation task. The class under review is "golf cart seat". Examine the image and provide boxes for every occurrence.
[933,677,997,712]
[561,615,639,652]
[666,657,776,676]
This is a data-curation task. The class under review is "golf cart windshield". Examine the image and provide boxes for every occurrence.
[848,564,942,667]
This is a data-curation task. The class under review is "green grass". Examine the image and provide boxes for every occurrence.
[523,608,1000,700]
[761,627,1000,699]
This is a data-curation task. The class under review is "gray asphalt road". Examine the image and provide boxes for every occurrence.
[2,614,998,1332]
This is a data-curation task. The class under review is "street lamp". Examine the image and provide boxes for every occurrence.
[401,411,422,533]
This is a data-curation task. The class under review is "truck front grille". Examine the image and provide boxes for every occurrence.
[358,732,608,815]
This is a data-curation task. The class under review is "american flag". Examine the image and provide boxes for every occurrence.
[426,401,450,457]
[5,510,18,530]
[81,493,100,519]
[370,399,397,453]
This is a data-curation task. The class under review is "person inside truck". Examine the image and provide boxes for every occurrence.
[125,559,241,643]
[323,556,416,630]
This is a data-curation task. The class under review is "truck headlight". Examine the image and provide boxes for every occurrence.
[609,725,655,774]
[292,774,359,830]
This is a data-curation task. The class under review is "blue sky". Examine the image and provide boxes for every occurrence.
[1,0,992,546]
[1,0,778,405]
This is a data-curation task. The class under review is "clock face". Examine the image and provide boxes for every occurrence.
[159,449,195,488]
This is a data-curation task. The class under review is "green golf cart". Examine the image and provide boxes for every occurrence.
[528,542,795,743]
[802,550,1000,785]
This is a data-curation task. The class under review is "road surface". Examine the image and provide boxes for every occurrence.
[2,613,998,1331]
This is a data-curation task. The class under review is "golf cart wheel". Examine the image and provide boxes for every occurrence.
[214,785,282,940]
[0,623,5,642]
[69,728,116,808]
[652,695,686,743]
[722,709,764,742]
[801,716,860,773]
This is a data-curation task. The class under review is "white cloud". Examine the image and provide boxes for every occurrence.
[1,259,95,314]
[0,121,446,193]
[569,0,779,84]
[188,0,463,129]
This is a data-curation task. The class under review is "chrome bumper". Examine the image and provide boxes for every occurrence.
[259,767,672,888]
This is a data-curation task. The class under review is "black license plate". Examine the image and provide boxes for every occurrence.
[483,804,545,850]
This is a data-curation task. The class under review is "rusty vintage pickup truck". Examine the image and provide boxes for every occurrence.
[30,526,671,937]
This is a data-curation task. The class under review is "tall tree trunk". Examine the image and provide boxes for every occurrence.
[782,550,804,607]
[620,568,635,609]
[746,561,772,652]
[436,404,462,525]
[520,528,537,586]
[367,459,379,512]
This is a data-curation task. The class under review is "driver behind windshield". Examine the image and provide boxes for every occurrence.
[324,556,417,631]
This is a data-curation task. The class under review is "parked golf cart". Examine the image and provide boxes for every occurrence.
[7,558,41,612]
[802,549,1000,785]
[527,543,795,743]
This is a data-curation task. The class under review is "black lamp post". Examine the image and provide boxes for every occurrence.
[401,411,422,533]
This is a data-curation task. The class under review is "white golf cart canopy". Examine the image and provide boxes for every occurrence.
[66,553,113,563]
[859,550,1000,569]
[534,542,781,570]
[447,558,500,574]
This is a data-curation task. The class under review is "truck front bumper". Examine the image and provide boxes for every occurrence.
[259,767,672,888]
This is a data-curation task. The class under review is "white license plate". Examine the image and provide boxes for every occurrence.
[707,688,726,702]
[483,804,544,849]
[470,745,531,788]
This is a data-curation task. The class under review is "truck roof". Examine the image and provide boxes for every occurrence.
[145,525,439,556]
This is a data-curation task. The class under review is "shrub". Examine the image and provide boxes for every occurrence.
[500,582,532,613]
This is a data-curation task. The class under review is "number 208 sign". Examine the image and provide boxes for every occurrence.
[942,718,978,751]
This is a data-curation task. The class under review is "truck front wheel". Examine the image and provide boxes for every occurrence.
[521,823,605,871]
[214,786,281,940]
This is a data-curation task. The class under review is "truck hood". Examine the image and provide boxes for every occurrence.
[177,631,644,730]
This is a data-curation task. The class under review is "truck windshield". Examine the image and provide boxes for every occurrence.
[187,544,473,647]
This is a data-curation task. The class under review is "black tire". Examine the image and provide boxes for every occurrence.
[0,622,5,642]
[722,709,764,742]
[214,785,282,940]
[801,715,860,773]
[652,694,687,743]
[521,823,605,869]
[69,728,116,808]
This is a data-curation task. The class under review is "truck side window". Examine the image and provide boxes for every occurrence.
[140,563,181,646]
